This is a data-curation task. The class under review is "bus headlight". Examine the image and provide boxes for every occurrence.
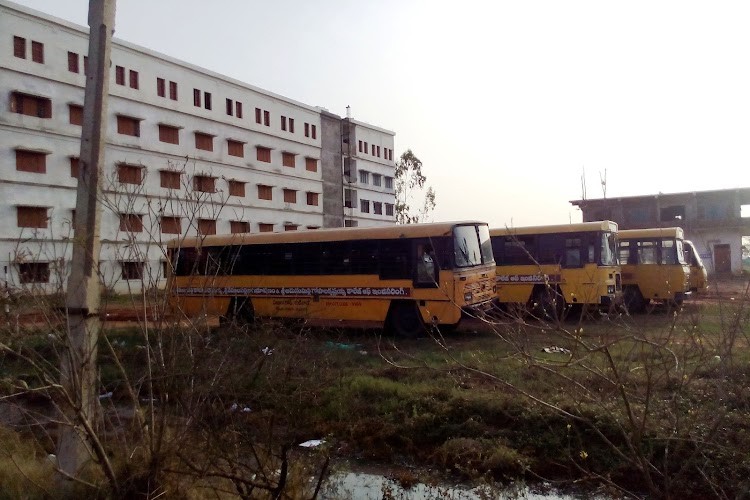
[464,292,473,302]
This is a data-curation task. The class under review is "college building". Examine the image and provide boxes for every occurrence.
[571,187,750,275]
[0,0,397,292]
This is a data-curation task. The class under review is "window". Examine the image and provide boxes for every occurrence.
[116,115,140,137]
[157,77,166,97]
[373,202,383,215]
[227,139,244,157]
[359,170,369,184]
[283,189,297,204]
[169,81,178,100]
[197,219,216,236]
[256,146,271,163]
[226,98,233,116]
[204,92,212,110]
[344,220,358,227]
[385,203,394,216]
[228,180,245,197]
[129,70,139,89]
[281,116,287,131]
[159,124,180,144]
[372,174,382,187]
[257,184,273,200]
[264,110,270,126]
[160,170,181,189]
[69,104,83,125]
[118,164,143,185]
[83,56,89,75]
[289,118,295,133]
[306,192,319,206]
[344,189,356,208]
[70,157,80,178]
[17,206,48,228]
[360,199,370,213]
[193,175,216,193]
[19,263,49,284]
[385,176,393,189]
[68,52,79,73]
[115,65,125,85]
[258,223,274,233]
[311,125,316,139]
[121,262,144,280]
[284,224,298,231]
[160,216,181,234]
[194,132,214,151]
[119,213,143,232]
[13,36,25,59]
[11,92,51,118]
[255,107,261,123]
[16,150,47,174]
[230,221,250,234]
[305,157,317,172]
[235,101,243,118]
[358,140,363,153]
[364,142,369,154]
[304,123,310,137]
[389,149,393,161]
[193,88,201,107]
[31,41,43,63]
[282,152,295,168]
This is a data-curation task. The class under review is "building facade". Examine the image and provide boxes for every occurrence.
[0,0,396,291]
[571,188,750,275]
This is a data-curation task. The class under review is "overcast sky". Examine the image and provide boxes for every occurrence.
[12,0,750,227]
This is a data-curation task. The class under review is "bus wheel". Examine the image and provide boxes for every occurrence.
[387,302,425,338]
[532,286,565,322]
[623,287,646,314]
[223,298,255,326]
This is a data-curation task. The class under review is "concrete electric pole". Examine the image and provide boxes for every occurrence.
[57,0,116,481]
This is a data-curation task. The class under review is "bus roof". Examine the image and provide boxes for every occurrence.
[489,220,618,237]
[167,221,488,248]
[619,227,685,240]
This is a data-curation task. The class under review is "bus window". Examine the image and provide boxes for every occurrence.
[637,241,657,264]
[379,239,410,279]
[660,239,677,265]
[477,225,494,265]
[601,232,617,266]
[415,243,437,285]
[453,225,483,267]
[504,235,536,265]
[564,237,582,267]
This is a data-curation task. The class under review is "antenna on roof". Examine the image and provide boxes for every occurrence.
[346,105,351,119]
[600,168,607,199]
[580,166,587,200]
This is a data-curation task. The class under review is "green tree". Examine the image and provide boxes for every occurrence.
[394,149,436,224]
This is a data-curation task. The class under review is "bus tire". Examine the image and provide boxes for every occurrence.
[223,297,255,326]
[387,302,425,338]
[532,286,565,322]
[623,287,646,314]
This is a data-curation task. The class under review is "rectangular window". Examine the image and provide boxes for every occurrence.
[13,36,25,59]
[116,115,140,137]
[119,213,143,232]
[283,188,297,204]
[227,139,244,157]
[115,65,125,85]
[121,262,144,280]
[372,174,382,187]
[204,92,212,110]
[358,140,363,152]
[157,77,166,97]
[160,170,181,189]
[193,88,201,107]
[344,220,358,228]
[83,56,89,75]
[19,262,49,284]
[226,98,233,116]
[16,150,47,174]
[364,142,369,154]
[193,175,216,193]
[230,221,250,234]
[373,202,383,215]
[264,110,270,126]
[282,152,295,168]
[258,223,274,233]
[344,188,356,208]
[228,180,245,197]
[256,146,271,163]
[360,199,370,213]
[385,203,394,216]
[17,206,48,228]
[284,224,298,232]
[304,123,310,137]
[306,192,319,206]
[160,216,181,234]
[289,118,295,133]
[31,41,43,63]
[195,132,214,151]
[311,125,316,139]
[70,157,79,178]
[11,92,52,118]
[66,104,83,126]
[68,51,79,73]
[235,101,242,118]
[158,124,180,144]
[257,184,273,200]
[117,164,143,185]
[255,107,261,123]
[385,176,393,189]
[305,157,317,172]
[129,70,139,89]
[281,115,287,131]
[168,81,177,100]
[198,219,216,236]
[359,170,369,184]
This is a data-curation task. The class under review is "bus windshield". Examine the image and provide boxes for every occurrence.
[454,225,492,268]
[600,232,617,266]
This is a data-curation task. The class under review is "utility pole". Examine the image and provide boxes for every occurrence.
[57,0,116,481]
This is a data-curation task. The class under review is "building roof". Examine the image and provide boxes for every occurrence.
[570,187,750,206]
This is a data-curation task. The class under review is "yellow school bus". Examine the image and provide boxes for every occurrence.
[490,221,622,319]
[684,240,708,293]
[166,221,496,336]
[617,227,691,311]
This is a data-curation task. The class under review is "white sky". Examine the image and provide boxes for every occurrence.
[12,0,750,227]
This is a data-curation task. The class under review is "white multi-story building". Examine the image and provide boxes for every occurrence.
[0,0,396,291]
